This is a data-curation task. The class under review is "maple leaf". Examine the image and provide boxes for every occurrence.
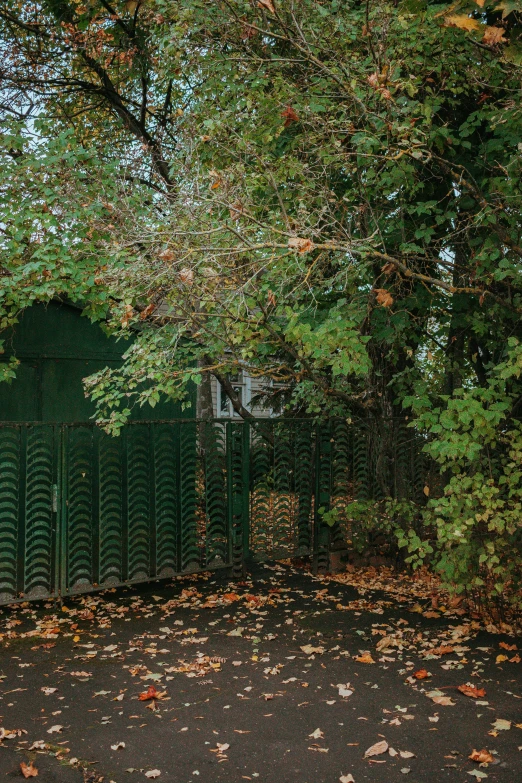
[258,0,276,14]
[281,106,299,127]
[482,26,507,45]
[499,642,517,651]
[412,669,429,679]
[458,684,486,699]
[139,686,160,701]
[374,289,393,307]
[20,763,38,778]
[469,749,495,763]
[364,739,388,757]
[444,14,482,32]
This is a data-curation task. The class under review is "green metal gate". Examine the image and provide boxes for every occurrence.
[0,418,428,604]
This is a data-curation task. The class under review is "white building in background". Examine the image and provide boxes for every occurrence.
[211,371,282,418]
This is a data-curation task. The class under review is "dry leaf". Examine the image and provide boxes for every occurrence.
[482,26,507,45]
[138,686,165,701]
[413,669,429,680]
[444,14,482,32]
[491,718,511,731]
[281,106,299,126]
[499,642,517,651]
[111,742,126,751]
[339,776,355,783]
[144,772,161,779]
[364,740,388,757]
[288,237,314,254]
[46,725,63,734]
[496,654,508,663]
[355,652,375,664]
[427,690,456,706]
[400,751,415,759]
[427,645,454,656]
[309,728,324,739]
[258,0,276,12]
[374,288,394,307]
[20,763,38,778]
[469,749,495,764]
[458,684,486,699]
[300,645,324,655]
[179,268,194,285]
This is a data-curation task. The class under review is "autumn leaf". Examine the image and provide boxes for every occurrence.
[412,669,429,679]
[139,686,162,701]
[179,268,194,285]
[258,0,276,14]
[288,237,314,254]
[144,771,161,779]
[364,740,388,757]
[20,762,38,778]
[499,642,517,651]
[309,728,324,739]
[281,106,299,126]
[469,749,495,763]
[458,684,486,699]
[339,776,355,783]
[444,14,482,32]
[482,26,507,45]
[427,690,456,706]
[374,289,393,307]
[427,645,454,656]
[355,652,375,664]
[496,654,508,663]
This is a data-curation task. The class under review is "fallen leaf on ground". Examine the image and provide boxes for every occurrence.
[469,749,495,764]
[355,653,375,664]
[20,762,38,778]
[499,642,517,651]
[139,686,165,701]
[309,728,324,739]
[144,772,161,779]
[111,742,125,751]
[339,776,355,783]
[426,690,455,706]
[300,645,324,655]
[400,750,415,759]
[364,740,388,757]
[458,685,486,699]
[491,718,511,731]
[46,725,63,734]
[467,771,488,780]
[496,655,508,663]
[412,669,429,679]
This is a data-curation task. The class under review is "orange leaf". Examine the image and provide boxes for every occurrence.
[413,669,429,680]
[469,748,495,763]
[499,641,517,651]
[288,237,314,253]
[355,652,375,664]
[139,686,159,701]
[444,14,482,32]
[20,763,38,778]
[458,684,486,699]
[281,106,299,127]
[482,26,507,45]
[374,288,394,307]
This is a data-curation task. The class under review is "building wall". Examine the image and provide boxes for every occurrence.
[0,301,195,423]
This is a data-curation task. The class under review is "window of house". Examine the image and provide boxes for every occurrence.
[217,371,250,417]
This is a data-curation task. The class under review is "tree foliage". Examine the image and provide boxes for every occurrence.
[1,0,522,597]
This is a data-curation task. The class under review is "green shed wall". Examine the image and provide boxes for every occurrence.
[0,301,194,422]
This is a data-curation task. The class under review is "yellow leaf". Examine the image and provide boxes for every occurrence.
[444,14,482,32]
[496,654,508,663]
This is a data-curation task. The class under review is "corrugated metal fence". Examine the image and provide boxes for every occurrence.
[0,419,428,604]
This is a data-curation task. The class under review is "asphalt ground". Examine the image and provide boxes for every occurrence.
[0,563,520,783]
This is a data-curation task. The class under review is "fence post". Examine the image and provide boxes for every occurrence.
[313,422,333,574]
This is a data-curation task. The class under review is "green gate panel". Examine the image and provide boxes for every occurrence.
[153,424,179,577]
[98,430,124,585]
[0,425,58,602]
